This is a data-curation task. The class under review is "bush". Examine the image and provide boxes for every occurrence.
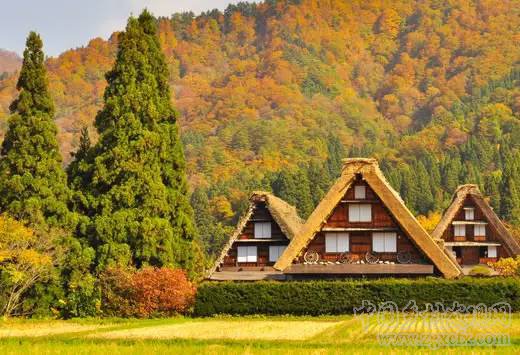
[100,267,196,318]
[468,265,492,277]
[488,257,520,276]
[194,278,520,316]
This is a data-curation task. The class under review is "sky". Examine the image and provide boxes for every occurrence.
[1,0,261,57]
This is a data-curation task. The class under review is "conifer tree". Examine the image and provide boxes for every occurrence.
[71,11,201,274]
[415,161,434,214]
[190,187,230,257]
[0,32,74,230]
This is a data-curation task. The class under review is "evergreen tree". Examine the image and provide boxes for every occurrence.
[415,161,434,214]
[271,168,314,218]
[400,165,419,214]
[307,161,331,207]
[0,32,74,230]
[190,187,230,258]
[326,135,346,178]
[71,11,202,275]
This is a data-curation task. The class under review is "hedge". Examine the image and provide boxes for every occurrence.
[194,277,520,316]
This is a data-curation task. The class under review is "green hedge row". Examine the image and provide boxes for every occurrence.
[194,278,520,316]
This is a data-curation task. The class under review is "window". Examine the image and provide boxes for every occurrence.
[237,246,257,263]
[325,233,349,253]
[372,232,397,253]
[454,225,466,237]
[269,245,286,262]
[488,246,497,258]
[464,208,475,220]
[354,185,366,199]
[474,224,486,237]
[254,222,271,239]
[348,204,371,222]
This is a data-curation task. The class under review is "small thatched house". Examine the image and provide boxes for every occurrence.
[432,184,520,266]
[208,191,304,280]
[274,158,462,279]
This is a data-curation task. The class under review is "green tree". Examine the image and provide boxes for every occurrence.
[0,32,75,230]
[70,11,202,276]
[190,187,231,258]
[271,168,314,218]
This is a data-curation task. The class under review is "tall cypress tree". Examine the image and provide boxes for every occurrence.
[0,32,74,230]
[71,11,201,274]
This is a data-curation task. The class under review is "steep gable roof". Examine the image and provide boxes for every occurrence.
[432,184,520,255]
[274,158,462,279]
[209,191,304,276]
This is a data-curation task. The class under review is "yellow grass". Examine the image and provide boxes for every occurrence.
[91,320,341,340]
[0,321,110,338]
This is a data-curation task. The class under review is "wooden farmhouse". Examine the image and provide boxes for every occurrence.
[432,184,520,266]
[209,191,304,280]
[274,158,462,279]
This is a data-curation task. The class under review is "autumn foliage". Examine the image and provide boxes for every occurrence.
[100,267,196,318]
[488,256,520,277]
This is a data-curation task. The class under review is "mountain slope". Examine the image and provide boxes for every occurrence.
[0,49,22,75]
[0,0,519,223]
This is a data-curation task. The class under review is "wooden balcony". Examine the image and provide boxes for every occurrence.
[284,263,434,275]
[210,267,285,281]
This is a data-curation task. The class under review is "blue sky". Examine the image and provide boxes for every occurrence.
[1,0,260,57]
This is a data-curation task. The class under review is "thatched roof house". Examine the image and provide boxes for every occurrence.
[432,184,520,265]
[208,191,303,280]
[274,158,462,279]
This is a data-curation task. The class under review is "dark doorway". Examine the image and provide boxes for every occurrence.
[461,247,479,265]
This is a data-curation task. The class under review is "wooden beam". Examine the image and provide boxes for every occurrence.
[322,227,398,232]
[209,271,285,281]
[284,263,434,275]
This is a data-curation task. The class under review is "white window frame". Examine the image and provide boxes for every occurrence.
[487,246,497,258]
[474,224,486,237]
[237,246,257,263]
[454,225,466,237]
[269,245,286,262]
[348,204,372,222]
[325,232,349,253]
[464,208,475,221]
[254,222,271,239]
[354,185,366,199]
[372,232,397,253]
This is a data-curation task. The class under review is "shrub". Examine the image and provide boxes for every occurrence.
[132,267,196,317]
[99,267,135,317]
[488,257,520,276]
[194,278,520,316]
[468,265,492,277]
[100,267,195,318]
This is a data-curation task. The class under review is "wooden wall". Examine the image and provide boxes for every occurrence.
[298,181,430,264]
[223,202,290,268]
[441,196,512,260]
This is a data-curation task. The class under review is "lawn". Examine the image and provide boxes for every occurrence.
[0,314,518,354]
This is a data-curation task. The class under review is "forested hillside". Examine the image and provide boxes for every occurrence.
[0,0,519,256]
[0,49,22,77]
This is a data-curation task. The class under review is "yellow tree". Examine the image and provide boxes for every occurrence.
[0,215,53,316]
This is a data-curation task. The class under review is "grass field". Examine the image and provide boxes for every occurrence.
[0,314,518,354]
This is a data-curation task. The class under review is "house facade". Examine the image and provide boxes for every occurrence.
[274,158,462,279]
[432,185,520,266]
[209,191,303,280]
[208,158,464,281]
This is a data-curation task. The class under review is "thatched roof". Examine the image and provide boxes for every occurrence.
[208,191,303,276]
[274,158,462,279]
[432,184,520,256]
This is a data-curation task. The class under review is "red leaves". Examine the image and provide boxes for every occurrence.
[100,267,196,317]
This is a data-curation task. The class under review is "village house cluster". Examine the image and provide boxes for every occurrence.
[209,158,520,280]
